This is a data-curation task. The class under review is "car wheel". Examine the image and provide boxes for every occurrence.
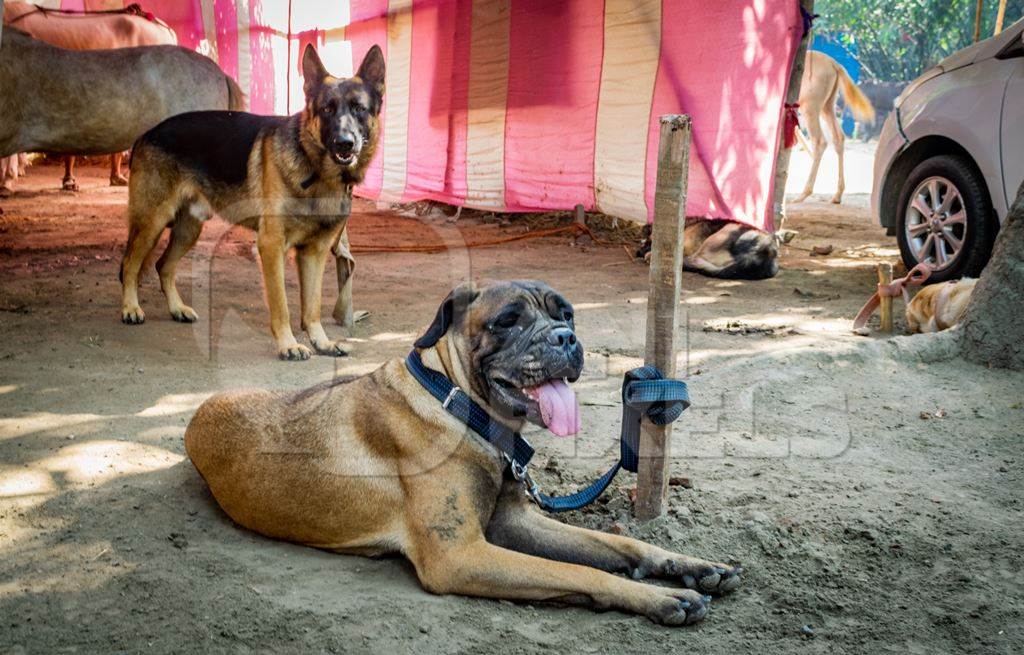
[896,155,996,283]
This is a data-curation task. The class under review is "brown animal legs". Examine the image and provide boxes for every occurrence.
[297,230,348,357]
[410,536,713,626]
[486,492,742,596]
[405,482,742,626]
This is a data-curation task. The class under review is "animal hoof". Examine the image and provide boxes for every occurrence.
[279,344,312,361]
[62,180,79,192]
[110,175,129,187]
[170,306,198,323]
[830,197,842,205]
[122,307,145,324]
[314,341,349,357]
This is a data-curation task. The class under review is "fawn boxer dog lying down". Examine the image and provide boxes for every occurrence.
[906,278,977,333]
[185,281,742,626]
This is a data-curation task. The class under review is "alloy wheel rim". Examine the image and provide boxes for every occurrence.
[904,176,967,272]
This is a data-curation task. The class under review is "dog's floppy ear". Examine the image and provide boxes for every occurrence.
[414,283,478,349]
[302,44,329,100]
[356,45,386,112]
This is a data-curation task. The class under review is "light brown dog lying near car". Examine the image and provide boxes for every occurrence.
[906,278,977,333]
[185,280,742,626]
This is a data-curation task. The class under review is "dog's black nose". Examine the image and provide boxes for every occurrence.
[334,136,355,155]
[547,327,577,349]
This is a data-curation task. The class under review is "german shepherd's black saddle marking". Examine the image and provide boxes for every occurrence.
[137,110,287,188]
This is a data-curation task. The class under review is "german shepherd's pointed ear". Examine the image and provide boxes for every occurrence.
[414,283,478,348]
[356,45,386,113]
[302,44,329,100]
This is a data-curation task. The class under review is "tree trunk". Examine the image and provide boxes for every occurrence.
[959,181,1024,370]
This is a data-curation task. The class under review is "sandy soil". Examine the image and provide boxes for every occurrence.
[785,139,877,198]
[0,164,1021,654]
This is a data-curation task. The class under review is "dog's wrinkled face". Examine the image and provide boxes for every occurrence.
[301,44,384,178]
[415,281,585,437]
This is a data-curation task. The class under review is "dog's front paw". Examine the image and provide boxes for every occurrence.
[650,589,711,627]
[313,340,349,357]
[669,560,743,595]
[278,343,312,361]
[170,305,198,323]
[122,306,145,324]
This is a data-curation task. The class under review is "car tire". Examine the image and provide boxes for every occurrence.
[895,154,996,283]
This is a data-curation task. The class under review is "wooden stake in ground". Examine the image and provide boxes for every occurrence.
[635,115,691,521]
[770,0,815,231]
[572,203,590,246]
[877,262,894,333]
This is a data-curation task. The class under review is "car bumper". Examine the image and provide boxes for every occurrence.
[871,111,908,227]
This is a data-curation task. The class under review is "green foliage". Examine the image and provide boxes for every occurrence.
[815,0,1024,81]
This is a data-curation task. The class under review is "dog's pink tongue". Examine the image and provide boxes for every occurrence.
[524,379,581,437]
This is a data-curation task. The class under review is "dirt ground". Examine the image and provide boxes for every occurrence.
[0,163,1021,654]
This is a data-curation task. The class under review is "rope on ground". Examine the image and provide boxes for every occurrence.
[349,223,609,254]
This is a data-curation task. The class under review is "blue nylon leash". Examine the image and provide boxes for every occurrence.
[405,350,690,512]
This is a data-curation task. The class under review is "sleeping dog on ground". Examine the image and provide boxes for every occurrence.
[906,278,977,333]
[120,45,383,360]
[185,281,742,625]
[636,219,779,280]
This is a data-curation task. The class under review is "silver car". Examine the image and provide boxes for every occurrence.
[871,18,1024,282]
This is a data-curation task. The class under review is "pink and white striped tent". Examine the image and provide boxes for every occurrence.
[24,1,803,230]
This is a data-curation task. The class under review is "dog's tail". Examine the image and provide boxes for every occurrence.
[835,64,875,125]
[225,75,247,112]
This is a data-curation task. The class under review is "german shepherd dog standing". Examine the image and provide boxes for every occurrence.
[120,45,384,360]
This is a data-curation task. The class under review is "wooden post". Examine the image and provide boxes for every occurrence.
[635,115,690,522]
[995,0,1007,35]
[770,0,815,232]
[572,203,588,245]
[878,262,894,333]
[974,0,985,43]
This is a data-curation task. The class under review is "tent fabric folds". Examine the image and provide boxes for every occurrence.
[31,1,803,228]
